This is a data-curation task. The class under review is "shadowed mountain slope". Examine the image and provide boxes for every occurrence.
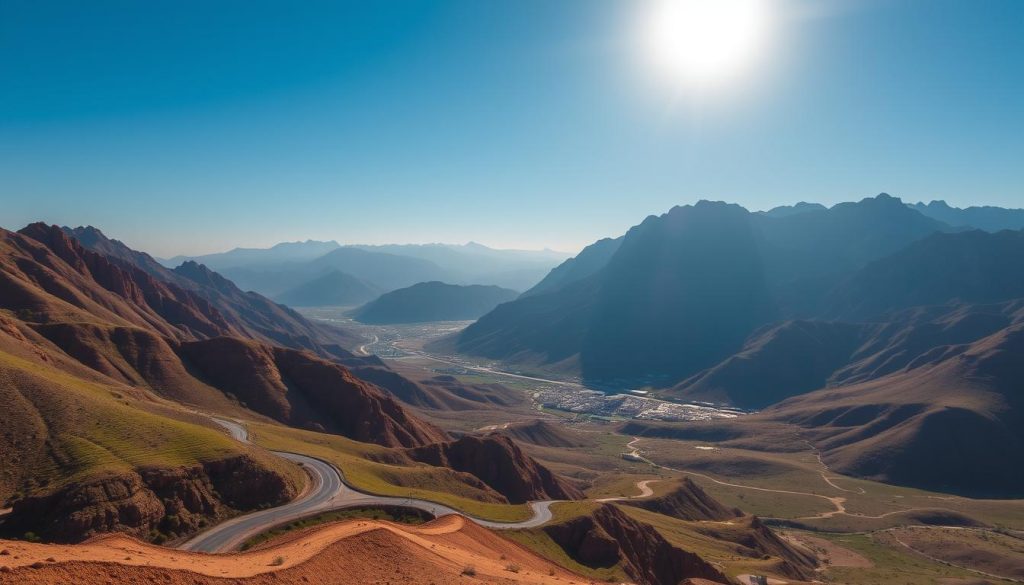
[351,281,518,324]
[828,229,1024,320]
[761,310,1024,496]
[522,236,623,298]
[273,269,380,307]
[453,194,953,386]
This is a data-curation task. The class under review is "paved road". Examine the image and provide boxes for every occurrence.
[180,419,557,552]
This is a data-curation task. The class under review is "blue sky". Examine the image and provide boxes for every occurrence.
[2,0,1023,256]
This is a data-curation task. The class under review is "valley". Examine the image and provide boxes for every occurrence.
[266,309,1024,584]
[300,308,746,424]
[3,197,1024,585]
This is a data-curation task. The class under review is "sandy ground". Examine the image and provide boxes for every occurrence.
[781,532,872,569]
[0,515,591,585]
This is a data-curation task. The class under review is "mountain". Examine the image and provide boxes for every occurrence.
[0,226,307,542]
[160,239,340,271]
[521,236,623,298]
[672,320,869,409]
[176,337,447,447]
[765,316,1024,497]
[0,223,466,543]
[756,193,954,310]
[911,200,1024,232]
[454,201,780,385]
[350,281,518,324]
[209,247,450,298]
[828,229,1024,320]
[273,269,380,307]
[63,226,361,354]
[451,194,953,386]
[350,242,569,291]
[308,248,450,292]
[667,298,1024,496]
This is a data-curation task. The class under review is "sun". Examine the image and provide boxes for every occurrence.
[640,0,771,88]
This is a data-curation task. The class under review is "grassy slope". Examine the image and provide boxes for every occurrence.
[249,422,532,522]
[0,347,304,503]
[503,501,630,584]
[818,531,1019,585]
[636,436,1024,531]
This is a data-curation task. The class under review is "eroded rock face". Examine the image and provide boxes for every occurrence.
[405,435,582,503]
[544,504,727,585]
[6,455,296,543]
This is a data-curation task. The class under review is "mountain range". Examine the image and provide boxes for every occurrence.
[0,223,577,542]
[349,281,519,324]
[451,194,955,384]
[160,241,569,300]
[442,194,1024,496]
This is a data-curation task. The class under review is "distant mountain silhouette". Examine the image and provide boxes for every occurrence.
[274,269,380,307]
[672,320,868,409]
[159,240,563,299]
[350,242,568,291]
[351,281,518,324]
[308,248,451,292]
[454,194,952,386]
[910,200,1024,232]
[758,202,826,218]
[160,239,341,271]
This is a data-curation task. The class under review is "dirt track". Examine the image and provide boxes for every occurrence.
[0,515,585,584]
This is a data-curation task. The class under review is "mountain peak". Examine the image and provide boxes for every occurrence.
[173,260,236,293]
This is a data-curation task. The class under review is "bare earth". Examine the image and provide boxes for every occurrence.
[782,532,873,568]
[0,515,589,585]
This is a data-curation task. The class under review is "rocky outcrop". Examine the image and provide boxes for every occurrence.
[544,504,726,585]
[405,435,582,503]
[5,455,296,543]
[624,478,741,521]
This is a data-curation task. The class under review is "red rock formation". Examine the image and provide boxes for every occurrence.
[405,435,582,503]
[5,455,296,543]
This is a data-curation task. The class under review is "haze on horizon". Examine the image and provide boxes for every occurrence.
[2,0,1023,258]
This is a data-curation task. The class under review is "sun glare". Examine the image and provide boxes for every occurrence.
[641,0,771,89]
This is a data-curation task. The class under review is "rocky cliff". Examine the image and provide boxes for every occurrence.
[405,435,582,503]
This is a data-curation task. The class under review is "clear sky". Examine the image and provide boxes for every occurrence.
[2,0,1023,257]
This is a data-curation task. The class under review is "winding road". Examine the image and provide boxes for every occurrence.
[180,419,556,553]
